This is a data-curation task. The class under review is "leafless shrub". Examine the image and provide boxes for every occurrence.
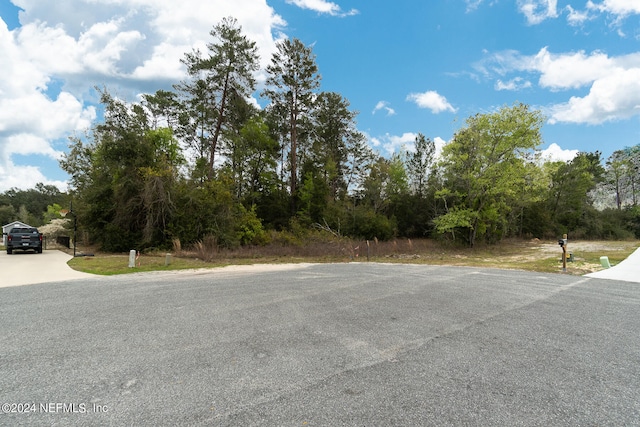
[172,238,182,255]
[177,232,442,263]
[191,235,218,262]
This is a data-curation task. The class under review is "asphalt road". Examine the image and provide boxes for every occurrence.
[1,263,639,426]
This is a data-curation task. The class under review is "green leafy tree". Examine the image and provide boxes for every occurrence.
[297,169,331,225]
[604,146,640,209]
[61,89,183,250]
[360,156,392,215]
[170,174,250,248]
[0,205,16,226]
[142,89,182,131]
[401,136,440,237]
[225,115,280,204]
[434,103,544,246]
[513,158,553,238]
[235,204,269,246]
[606,151,629,210]
[0,184,65,226]
[548,151,605,233]
[343,130,376,199]
[386,154,414,236]
[43,203,63,224]
[406,133,436,198]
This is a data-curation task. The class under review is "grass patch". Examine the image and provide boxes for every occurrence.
[64,238,639,277]
[67,254,229,275]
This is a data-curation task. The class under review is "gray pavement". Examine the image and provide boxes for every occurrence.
[1,263,639,426]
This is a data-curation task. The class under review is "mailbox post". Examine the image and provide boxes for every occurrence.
[558,234,568,272]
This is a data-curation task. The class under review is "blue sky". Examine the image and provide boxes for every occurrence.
[1,0,639,192]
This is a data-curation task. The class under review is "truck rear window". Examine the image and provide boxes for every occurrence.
[10,228,38,234]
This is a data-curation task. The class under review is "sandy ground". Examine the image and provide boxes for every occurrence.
[530,240,639,254]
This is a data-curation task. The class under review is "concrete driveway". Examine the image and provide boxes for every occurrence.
[0,249,93,287]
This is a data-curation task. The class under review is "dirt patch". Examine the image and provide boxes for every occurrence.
[531,240,638,255]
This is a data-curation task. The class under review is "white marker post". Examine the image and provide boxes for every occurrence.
[128,250,136,268]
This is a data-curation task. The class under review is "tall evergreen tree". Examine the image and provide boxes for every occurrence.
[178,17,259,178]
[263,38,321,213]
[406,133,436,197]
[310,92,364,201]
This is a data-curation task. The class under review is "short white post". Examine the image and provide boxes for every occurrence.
[165,253,171,266]
[128,250,136,268]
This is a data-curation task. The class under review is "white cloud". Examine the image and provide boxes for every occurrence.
[563,0,640,27]
[532,47,617,90]
[407,91,457,114]
[587,0,640,18]
[285,0,358,16]
[0,18,96,191]
[10,0,285,82]
[4,134,63,160]
[465,0,485,12]
[0,161,68,192]
[372,101,396,116]
[549,67,640,124]
[433,137,447,160]
[369,132,416,155]
[495,77,532,91]
[478,47,640,124]
[370,133,448,160]
[518,0,558,24]
[565,5,594,26]
[539,143,578,162]
[0,0,286,191]
[479,0,638,27]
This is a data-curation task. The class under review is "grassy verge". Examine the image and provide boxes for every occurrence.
[65,239,639,277]
[67,254,230,276]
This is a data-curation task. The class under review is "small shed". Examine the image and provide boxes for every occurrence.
[2,221,32,246]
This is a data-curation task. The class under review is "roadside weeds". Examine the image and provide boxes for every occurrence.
[64,239,639,277]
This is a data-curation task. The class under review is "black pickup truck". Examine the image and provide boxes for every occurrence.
[6,227,43,254]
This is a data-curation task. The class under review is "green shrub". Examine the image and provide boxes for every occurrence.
[236,205,269,246]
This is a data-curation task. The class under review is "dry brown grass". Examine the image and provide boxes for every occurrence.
[176,237,638,276]
[65,235,639,277]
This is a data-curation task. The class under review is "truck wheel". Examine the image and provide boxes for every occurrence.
[37,247,43,254]
[6,248,12,254]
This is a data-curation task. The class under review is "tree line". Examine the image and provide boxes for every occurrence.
[4,17,638,250]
